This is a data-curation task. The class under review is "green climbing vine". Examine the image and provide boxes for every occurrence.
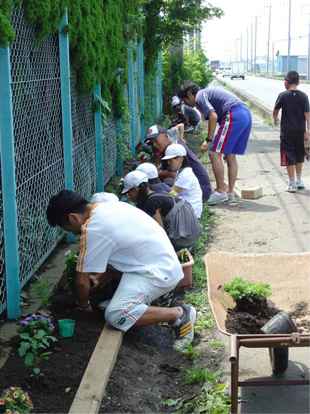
[0,0,144,106]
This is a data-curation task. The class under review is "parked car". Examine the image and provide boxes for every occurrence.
[222,67,232,77]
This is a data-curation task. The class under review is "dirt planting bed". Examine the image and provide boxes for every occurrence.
[0,299,104,413]
[100,325,224,413]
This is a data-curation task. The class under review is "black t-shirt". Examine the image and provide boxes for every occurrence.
[275,90,310,134]
[138,193,174,218]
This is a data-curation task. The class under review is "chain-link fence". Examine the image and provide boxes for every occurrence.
[0,8,163,318]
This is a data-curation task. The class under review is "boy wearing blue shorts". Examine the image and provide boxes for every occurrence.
[179,81,252,205]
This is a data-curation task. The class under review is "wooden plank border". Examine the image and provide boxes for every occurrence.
[69,325,123,414]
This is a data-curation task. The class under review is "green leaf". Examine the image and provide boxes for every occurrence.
[33,367,40,375]
[18,341,31,357]
[25,352,34,367]
[163,398,182,407]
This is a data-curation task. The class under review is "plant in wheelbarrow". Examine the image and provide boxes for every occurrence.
[17,313,57,377]
[224,277,272,313]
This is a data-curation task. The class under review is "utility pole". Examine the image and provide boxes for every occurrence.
[308,18,310,80]
[246,26,249,72]
[266,2,272,74]
[254,16,258,74]
[240,33,243,63]
[272,42,275,76]
[287,0,292,72]
[251,22,254,73]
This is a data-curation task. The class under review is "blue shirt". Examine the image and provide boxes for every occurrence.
[196,87,241,123]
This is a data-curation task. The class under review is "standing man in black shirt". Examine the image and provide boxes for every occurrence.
[273,71,310,192]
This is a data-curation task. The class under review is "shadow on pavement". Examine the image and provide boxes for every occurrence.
[214,201,279,213]
[240,360,310,414]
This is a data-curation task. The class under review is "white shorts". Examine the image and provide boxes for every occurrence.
[104,272,181,332]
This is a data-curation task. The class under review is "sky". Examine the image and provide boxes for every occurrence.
[202,0,310,63]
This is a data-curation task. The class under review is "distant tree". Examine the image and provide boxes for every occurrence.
[143,0,223,67]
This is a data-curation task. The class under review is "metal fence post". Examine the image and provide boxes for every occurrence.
[138,40,145,140]
[0,46,21,319]
[127,45,136,154]
[94,84,104,191]
[59,9,75,243]
[59,9,73,191]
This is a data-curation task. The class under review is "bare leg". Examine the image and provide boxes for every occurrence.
[226,154,238,194]
[134,306,183,327]
[209,152,226,192]
[296,162,303,180]
[287,165,295,181]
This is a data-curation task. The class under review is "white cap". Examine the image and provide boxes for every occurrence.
[162,143,187,160]
[121,170,148,194]
[172,96,181,107]
[136,163,159,180]
[91,192,119,203]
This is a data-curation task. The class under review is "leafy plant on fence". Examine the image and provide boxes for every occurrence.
[0,386,33,414]
[224,277,272,302]
[18,313,57,376]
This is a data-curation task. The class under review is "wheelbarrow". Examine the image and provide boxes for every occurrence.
[205,252,310,414]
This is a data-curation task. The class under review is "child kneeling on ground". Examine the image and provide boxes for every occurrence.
[122,170,201,251]
[162,144,203,218]
[46,190,196,351]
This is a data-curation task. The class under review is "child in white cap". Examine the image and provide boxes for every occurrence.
[162,144,203,218]
[136,162,170,193]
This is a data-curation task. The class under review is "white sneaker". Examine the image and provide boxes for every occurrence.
[296,180,305,190]
[227,192,240,204]
[287,183,297,193]
[207,191,229,206]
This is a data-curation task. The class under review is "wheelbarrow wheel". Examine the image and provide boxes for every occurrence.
[269,347,289,375]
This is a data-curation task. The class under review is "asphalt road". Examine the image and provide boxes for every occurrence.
[219,75,310,111]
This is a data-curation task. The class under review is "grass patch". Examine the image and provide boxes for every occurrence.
[182,344,201,361]
[208,339,225,350]
[184,367,216,385]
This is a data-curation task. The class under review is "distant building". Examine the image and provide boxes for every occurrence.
[210,60,220,71]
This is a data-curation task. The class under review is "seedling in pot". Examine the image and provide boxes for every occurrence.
[178,249,191,264]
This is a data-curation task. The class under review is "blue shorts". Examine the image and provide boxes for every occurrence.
[211,104,252,155]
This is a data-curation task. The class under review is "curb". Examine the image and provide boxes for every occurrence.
[217,78,273,122]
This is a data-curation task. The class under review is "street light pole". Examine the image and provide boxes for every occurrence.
[267,2,272,74]
[308,20,310,80]
[287,0,292,72]
[254,16,258,74]
[246,26,249,72]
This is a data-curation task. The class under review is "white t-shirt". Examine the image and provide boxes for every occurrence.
[175,167,203,218]
[76,202,183,287]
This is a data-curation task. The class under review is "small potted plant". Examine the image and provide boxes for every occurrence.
[0,386,33,413]
[177,249,194,289]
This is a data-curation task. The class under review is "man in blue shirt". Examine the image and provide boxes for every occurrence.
[179,81,252,205]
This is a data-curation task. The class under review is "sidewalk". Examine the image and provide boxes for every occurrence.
[207,115,310,413]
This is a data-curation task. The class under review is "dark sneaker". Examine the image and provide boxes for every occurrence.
[173,304,197,352]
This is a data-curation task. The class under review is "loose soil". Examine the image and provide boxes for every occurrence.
[0,280,119,414]
[225,298,280,334]
[100,325,224,414]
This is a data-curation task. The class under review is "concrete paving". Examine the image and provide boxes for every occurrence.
[207,114,310,413]
[219,75,310,112]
